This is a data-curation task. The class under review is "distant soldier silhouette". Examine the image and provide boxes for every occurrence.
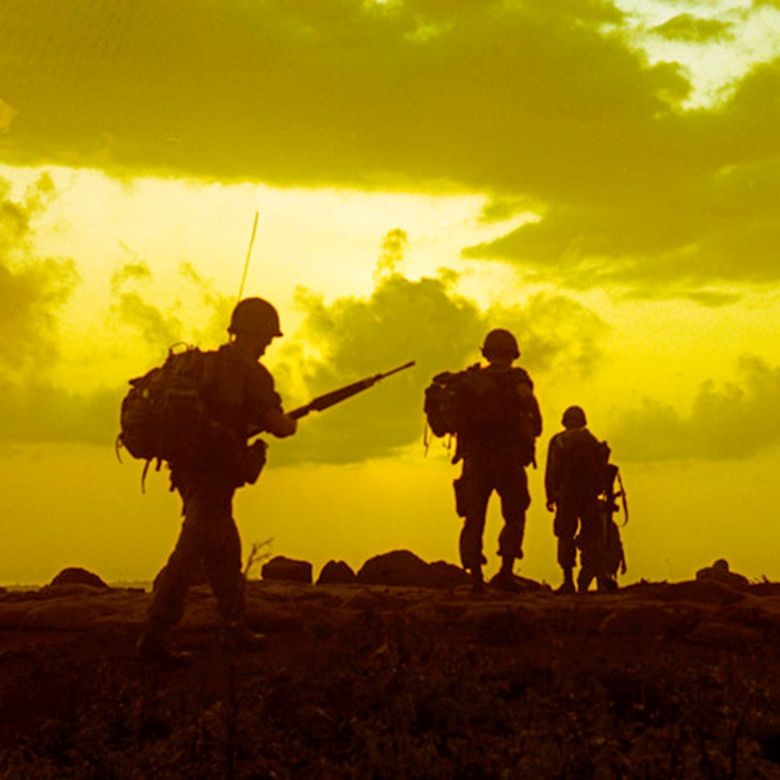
[545,405,615,594]
[448,329,542,593]
[137,297,297,666]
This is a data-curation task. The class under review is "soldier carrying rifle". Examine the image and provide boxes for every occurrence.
[130,296,413,666]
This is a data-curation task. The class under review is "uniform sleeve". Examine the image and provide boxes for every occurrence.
[245,363,284,425]
[545,434,561,502]
[513,368,542,437]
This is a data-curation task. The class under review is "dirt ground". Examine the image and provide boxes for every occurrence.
[2,576,780,778]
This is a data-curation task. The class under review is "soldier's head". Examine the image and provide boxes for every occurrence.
[481,329,520,366]
[228,297,283,358]
[562,405,587,430]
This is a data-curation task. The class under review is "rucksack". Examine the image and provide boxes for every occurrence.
[423,369,469,438]
[117,345,212,470]
[424,365,538,465]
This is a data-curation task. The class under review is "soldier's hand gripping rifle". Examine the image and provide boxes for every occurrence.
[287,360,415,420]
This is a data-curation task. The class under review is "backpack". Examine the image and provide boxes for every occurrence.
[424,365,538,465]
[117,345,212,470]
[423,369,469,438]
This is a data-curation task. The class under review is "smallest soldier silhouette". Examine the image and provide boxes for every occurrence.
[545,405,617,594]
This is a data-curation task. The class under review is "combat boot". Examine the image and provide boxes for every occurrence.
[555,567,576,595]
[469,566,485,594]
[493,556,522,593]
[597,575,618,592]
[577,568,595,594]
[136,622,193,668]
[221,618,267,652]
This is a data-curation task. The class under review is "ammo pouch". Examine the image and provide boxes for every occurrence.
[240,439,268,485]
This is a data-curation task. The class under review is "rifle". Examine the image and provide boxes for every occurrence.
[288,360,415,420]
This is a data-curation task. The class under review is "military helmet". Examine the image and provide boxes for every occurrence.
[481,328,520,360]
[562,405,587,429]
[228,297,282,337]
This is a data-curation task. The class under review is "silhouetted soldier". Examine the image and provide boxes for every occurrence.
[454,329,542,592]
[545,405,614,594]
[137,297,297,666]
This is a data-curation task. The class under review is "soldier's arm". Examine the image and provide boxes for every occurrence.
[544,435,560,510]
[517,382,543,437]
[263,408,297,438]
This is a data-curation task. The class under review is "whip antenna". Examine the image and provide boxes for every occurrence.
[237,211,259,301]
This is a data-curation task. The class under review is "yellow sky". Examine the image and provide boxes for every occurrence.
[2,0,780,586]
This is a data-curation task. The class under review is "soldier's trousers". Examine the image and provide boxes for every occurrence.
[147,469,245,627]
[455,454,530,571]
[554,495,606,575]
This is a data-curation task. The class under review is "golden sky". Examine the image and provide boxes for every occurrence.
[1,0,780,586]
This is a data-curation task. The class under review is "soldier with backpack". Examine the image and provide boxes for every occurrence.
[545,405,615,594]
[426,329,542,593]
[136,297,298,666]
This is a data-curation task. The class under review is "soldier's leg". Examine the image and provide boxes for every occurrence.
[578,498,611,591]
[552,502,578,593]
[140,473,208,665]
[496,461,530,564]
[147,479,209,627]
[201,495,245,621]
[456,460,492,589]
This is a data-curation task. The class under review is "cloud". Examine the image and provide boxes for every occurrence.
[108,261,233,350]
[650,14,733,44]
[0,383,119,447]
[0,175,79,374]
[4,1,777,302]
[606,355,780,462]
[270,238,607,465]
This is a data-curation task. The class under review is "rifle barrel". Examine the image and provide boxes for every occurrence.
[286,360,415,420]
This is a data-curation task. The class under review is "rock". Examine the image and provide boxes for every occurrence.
[656,579,745,605]
[427,560,470,589]
[261,555,313,584]
[316,560,356,585]
[48,567,108,589]
[356,550,436,588]
[695,559,750,589]
[686,621,763,651]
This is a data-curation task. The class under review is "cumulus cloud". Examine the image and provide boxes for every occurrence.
[0,175,78,374]
[0,174,123,447]
[109,261,233,350]
[606,355,780,462]
[271,238,607,465]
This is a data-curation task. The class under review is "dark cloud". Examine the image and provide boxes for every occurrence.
[606,355,780,462]
[3,1,773,301]
[5,2,776,300]
[650,14,733,44]
[271,243,607,465]
[0,382,119,447]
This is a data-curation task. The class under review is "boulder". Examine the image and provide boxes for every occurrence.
[48,567,108,589]
[261,555,313,584]
[316,560,356,585]
[357,550,468,589]
[357,550,432,588]
[695,558,750,589]
[427,560,471,589]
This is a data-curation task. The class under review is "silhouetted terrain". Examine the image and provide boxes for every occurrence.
[2,559,780,779]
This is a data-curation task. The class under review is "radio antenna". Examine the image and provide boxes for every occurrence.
[237,211,259,301]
